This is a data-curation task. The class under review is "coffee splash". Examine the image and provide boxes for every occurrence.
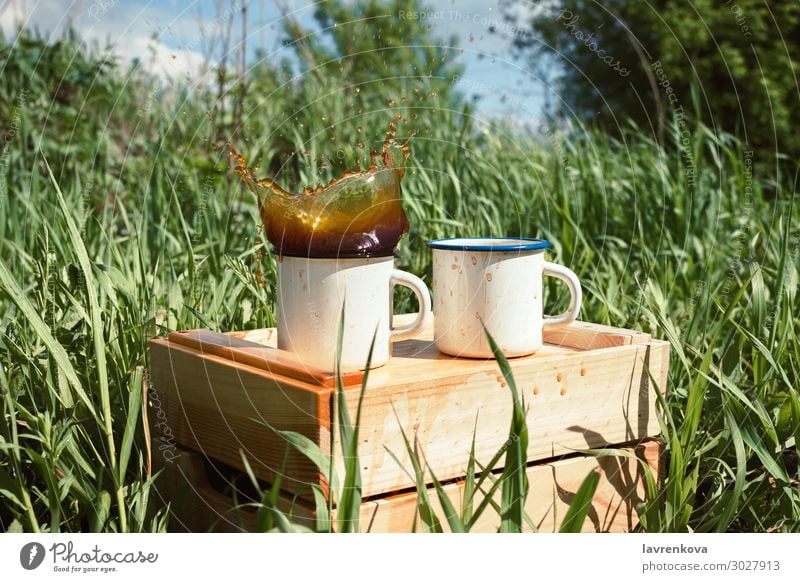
[233,139,411,258]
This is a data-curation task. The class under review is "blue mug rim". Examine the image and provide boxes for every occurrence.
[426,237,552,252]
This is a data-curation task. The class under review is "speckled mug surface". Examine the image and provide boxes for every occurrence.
[427,238,582,358]
[276,255,432,372]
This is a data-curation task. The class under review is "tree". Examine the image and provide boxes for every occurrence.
[504,0,800,173]
[244,0,465,183]
[280,0,461,99]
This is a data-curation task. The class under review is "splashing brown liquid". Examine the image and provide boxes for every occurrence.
[233,139,411,258]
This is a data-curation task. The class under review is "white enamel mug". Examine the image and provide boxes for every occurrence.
[427,238,582,358]
[276,255,432,372]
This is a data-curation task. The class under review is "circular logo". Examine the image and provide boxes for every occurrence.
[20,542,46,570]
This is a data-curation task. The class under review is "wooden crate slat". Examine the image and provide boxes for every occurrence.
[343,340,668,498]
[150,339,332,496]
[230,314,652,352]
[364,440,662,533]
[542,320,652,349]
[169,329,363,387]
[152,439,662,533]
[226,315,654,391]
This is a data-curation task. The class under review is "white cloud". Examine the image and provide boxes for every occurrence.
[1,0,209,82]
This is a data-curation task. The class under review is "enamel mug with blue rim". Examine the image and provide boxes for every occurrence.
[427,238,582,358]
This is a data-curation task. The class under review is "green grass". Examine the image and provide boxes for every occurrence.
[0,29,798,532]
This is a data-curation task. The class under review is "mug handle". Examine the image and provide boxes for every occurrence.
[389,269,432,342]
[542,262,582,330]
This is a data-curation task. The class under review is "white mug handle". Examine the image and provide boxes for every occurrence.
[542,261,582,330]
[389,269,432,341]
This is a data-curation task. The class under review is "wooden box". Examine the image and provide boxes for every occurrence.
[152,438,663,533]
[149,315,669,502]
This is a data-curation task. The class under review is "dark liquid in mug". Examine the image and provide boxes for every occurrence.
[233,139,410,258]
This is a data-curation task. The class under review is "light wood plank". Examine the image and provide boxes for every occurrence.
[364,440,662,533]
[231,314,652,352]
[169,329,363,387]
[150,340,332,498]
[153,439,662,533]
[542,320,651,349]
[342,339,669,498]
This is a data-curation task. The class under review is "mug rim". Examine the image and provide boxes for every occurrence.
[426,237,551,252]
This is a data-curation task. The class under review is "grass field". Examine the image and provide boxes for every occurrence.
[0,30,798,533]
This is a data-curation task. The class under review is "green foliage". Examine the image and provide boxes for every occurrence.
[290,0,461,91]
[505,0,800,173]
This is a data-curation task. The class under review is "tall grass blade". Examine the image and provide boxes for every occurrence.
[558,470,601,532]
[386,408,444,533]
[252,421,339,496]
[333,302,376,533]
[429,466,467,532]
[716,404,747,531]
[482,323,529,533]
[119,366,144,481]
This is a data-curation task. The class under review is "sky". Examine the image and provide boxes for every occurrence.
[0,0,549,123]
